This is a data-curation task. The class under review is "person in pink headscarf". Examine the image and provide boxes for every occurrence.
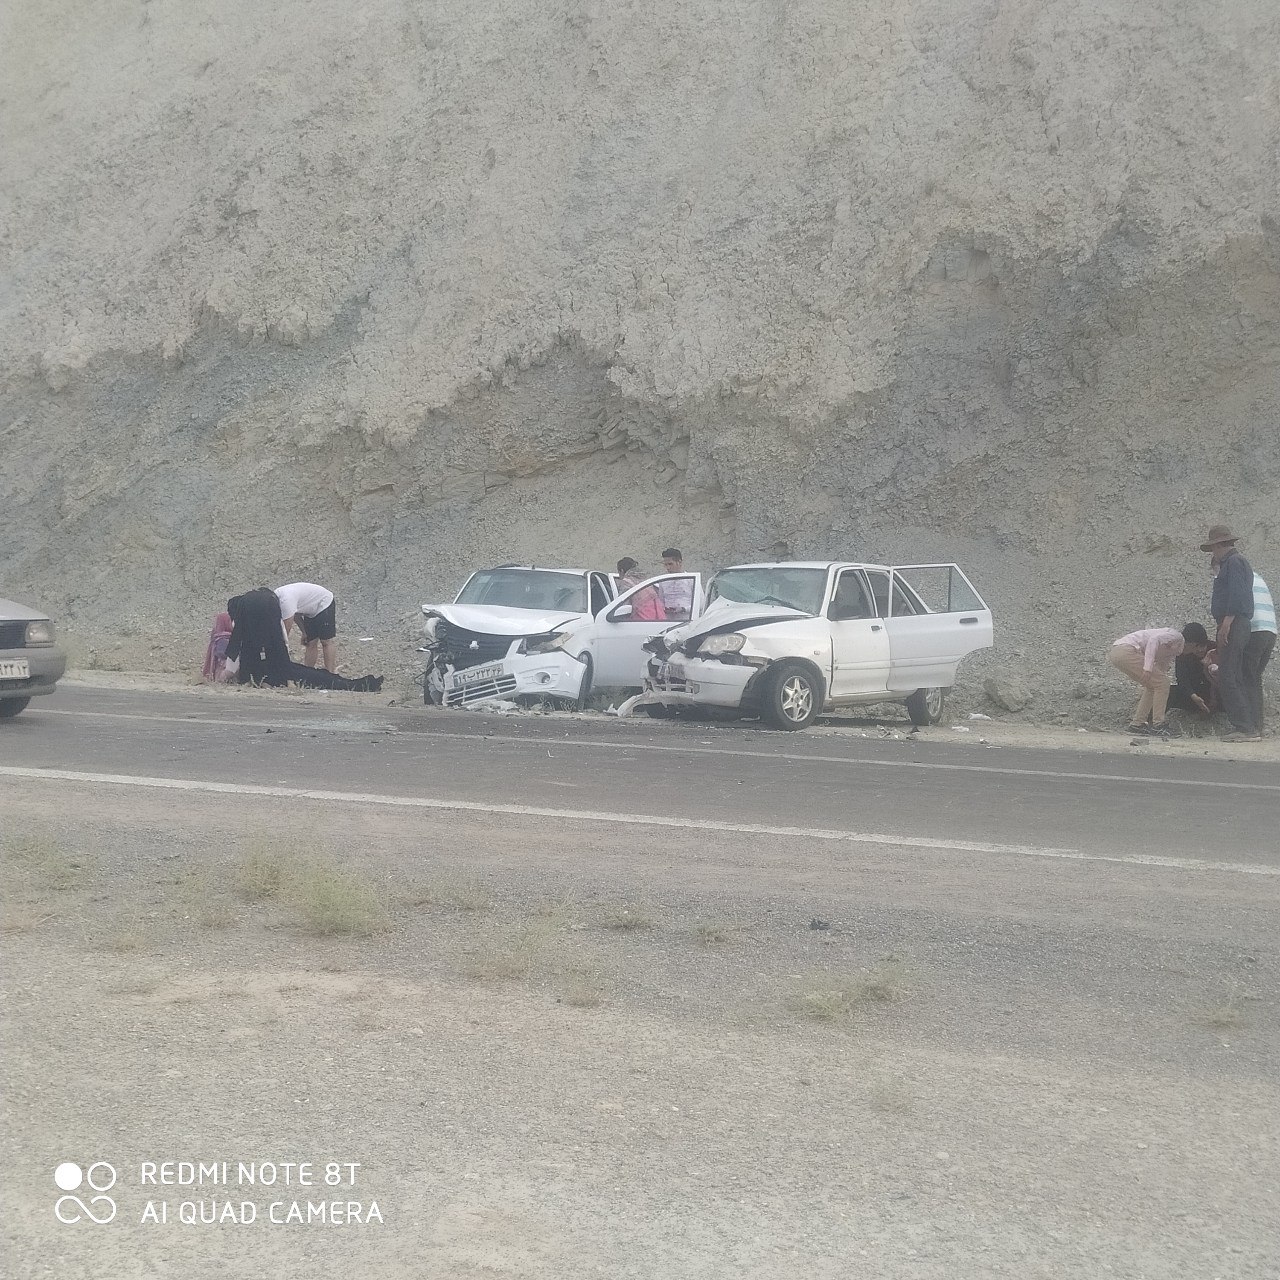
[201,612,235,682]
[616,558,667,622]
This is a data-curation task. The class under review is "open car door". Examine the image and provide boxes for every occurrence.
[589,573,704,688]
[882,565,993,693]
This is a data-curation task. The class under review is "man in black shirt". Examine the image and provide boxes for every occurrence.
[1201,524,1257,741]
[1167,622,1213,716]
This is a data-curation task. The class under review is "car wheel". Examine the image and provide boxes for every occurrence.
[761,664,821,731]
[644,703,676,719]
[573,654,594,712]
[905,687,946,726]
[0,698,31,719]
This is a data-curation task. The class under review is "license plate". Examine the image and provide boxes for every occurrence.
[0,659,29,679]
[451,664,502,689]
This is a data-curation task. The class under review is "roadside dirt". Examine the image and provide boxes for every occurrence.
[3,782,1277,1279]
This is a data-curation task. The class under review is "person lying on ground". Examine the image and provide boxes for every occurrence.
[1107,623,1210,737]
[1166,622,1214,717]
[275,581,338,673]
[226,589,382,692]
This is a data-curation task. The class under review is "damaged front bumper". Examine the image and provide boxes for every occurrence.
[437,650,588,708]
[639,655,756,711]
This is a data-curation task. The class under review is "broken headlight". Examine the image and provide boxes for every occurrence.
[519,631,572,655]
[698,633,746,657]
[422,616,440,640]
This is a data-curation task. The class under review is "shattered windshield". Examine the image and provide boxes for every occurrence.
[454,569,587,613]
[705,567,828,616]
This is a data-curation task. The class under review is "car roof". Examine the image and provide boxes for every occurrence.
[712,562,891,572]
[474,565,592,576]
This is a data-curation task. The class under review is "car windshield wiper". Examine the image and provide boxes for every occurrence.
[757,594,806,612]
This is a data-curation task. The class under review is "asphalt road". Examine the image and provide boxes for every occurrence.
[2,684,1277,869]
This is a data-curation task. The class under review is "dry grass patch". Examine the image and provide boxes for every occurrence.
[3,833,94,893]
[285,862,388,937]
[179,866,236,929]
[402,877,492,912]
[1190,988,1253,1030]
[693,920,739,946]
[790,961,912,1022]
[601,907,654,933]
[560,984,605,1009]
[462,921,561,983]
[235,842,290,902]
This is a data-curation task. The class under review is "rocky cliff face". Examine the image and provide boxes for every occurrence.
[3,0,1278,710]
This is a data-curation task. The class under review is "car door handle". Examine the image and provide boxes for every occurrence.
[959,616,978,625]
[870,624,882,632]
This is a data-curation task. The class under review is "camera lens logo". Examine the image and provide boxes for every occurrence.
[54,1161,117,1224]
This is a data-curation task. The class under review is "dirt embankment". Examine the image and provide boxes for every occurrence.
[2,1,1278,717]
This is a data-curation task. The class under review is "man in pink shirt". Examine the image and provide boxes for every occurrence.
[1107,624,1211,737]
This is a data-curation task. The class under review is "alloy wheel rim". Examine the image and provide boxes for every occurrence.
[925,687,943,718]
[781,676,813,722]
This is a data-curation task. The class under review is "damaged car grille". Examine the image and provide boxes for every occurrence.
[0,622,27,648]
[434,621,514,670]
[442,674,519,707]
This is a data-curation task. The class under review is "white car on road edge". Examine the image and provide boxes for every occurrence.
[1,598,67,718]
[421,565,704,708]
[639,561,993,730]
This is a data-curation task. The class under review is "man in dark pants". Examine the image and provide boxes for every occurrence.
[1201,525,1257,742]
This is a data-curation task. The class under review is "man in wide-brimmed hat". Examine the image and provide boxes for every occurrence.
[1201,525,1258,741]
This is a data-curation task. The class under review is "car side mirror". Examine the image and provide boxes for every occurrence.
[612,604,634,620]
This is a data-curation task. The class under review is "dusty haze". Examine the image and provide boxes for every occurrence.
[2,0,1278,712]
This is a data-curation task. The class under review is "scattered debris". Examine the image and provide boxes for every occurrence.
[967,712,992,720]
[809,918,831,931]
[951,726,971,733]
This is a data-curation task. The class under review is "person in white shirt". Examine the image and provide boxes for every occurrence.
[1107,624,1210,737]
[275,582,338,673]
[657,547,694,620]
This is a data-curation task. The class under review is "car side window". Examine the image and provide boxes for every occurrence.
[865,570,890,618]
[589,574,611,615]
[890,581,920,617]
[828,571,874,621]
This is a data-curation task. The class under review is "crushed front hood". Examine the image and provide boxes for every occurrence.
[662,600,809,646]
[421,602,585,636]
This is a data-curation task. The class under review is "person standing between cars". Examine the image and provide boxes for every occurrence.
[1107,624,1208,737]
[1243,570,1276,737]
[276,582,338,673]
[617,558,666,622]
[1201,525,1257,742]
[657,547,694,620]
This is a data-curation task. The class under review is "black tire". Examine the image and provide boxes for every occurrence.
[573,654,594,712]
[0,698,31,719]
[760,664,821,731]
[905,687,946,726]
[644,703,677,719]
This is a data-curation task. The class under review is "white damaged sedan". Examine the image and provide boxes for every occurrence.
[640,562,993,730]
[421,565,703,708]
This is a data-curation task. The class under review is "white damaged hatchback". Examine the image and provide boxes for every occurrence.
[640,562,993,730]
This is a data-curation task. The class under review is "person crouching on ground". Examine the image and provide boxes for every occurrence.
[1166,622,1215,719]
[226,589,383,693]
[275,581,338,673]
[1108,624,1209,737]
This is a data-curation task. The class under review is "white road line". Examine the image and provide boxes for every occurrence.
[28,706,1280,792]
[2,765,1277,876]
